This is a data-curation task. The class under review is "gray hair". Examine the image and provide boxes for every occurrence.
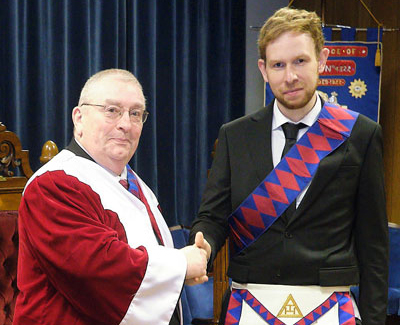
[78,69,143,106]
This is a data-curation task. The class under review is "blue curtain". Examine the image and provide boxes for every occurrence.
[0,0,245,226]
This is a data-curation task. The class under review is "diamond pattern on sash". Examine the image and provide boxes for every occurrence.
[228,103,359,256]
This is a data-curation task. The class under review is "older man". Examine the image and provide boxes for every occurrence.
[14,69,208,325]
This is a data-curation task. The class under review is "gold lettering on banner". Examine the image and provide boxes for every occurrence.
[277,294,303,318]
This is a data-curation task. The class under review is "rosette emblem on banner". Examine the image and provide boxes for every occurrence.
[264,27,383,122]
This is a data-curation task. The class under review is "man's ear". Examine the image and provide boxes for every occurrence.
[72,106,83,137]
[318,48,330,74]
[258,59,269,83]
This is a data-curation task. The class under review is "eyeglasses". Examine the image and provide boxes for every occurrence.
[81,103,149,123]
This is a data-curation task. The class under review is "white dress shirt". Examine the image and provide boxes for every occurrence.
[271,97,321,208]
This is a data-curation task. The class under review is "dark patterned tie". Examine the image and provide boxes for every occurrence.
[281,122,307,220]
[281,122,306,159]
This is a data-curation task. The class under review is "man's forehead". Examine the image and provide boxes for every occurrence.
[95,76,140,89]
[265,32,315,60]
[89,78,144,102]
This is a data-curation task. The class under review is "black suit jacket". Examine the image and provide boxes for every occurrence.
[190,101,389,325]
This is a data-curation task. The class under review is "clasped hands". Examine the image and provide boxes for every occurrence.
[181,232,211,286]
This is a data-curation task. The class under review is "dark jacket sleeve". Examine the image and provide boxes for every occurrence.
[354,122,388,325]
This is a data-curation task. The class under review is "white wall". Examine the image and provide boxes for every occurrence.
[245,0,287,114]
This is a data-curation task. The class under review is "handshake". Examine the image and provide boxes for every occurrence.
[181,232,211,286]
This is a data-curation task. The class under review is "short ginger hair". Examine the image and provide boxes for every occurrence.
[258,7,325,61]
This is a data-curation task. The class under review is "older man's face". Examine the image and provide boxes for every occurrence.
[73,77,145,175]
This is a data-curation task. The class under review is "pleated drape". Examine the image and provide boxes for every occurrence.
[0,0,245,226]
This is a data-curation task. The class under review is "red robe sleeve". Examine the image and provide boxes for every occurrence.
[17,170,150,323]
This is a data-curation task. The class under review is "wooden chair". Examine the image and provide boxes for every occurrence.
[0,122,58,325]
[210,240,229,324]
[0,123,33,210]
[186,139,230,325]
[206,139,230,325]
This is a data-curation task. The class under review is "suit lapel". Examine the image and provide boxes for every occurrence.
[239,100,351,226]
[288,124,350,225]
[244,103,274,183]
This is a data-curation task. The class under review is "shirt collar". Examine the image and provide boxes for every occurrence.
[120,167,127,180]
[74,138,127,179]
[272,95,322,131]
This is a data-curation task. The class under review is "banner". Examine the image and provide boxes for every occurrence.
[264,28,382,122]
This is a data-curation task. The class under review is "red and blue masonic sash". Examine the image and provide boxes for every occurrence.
[228,103,359,256]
